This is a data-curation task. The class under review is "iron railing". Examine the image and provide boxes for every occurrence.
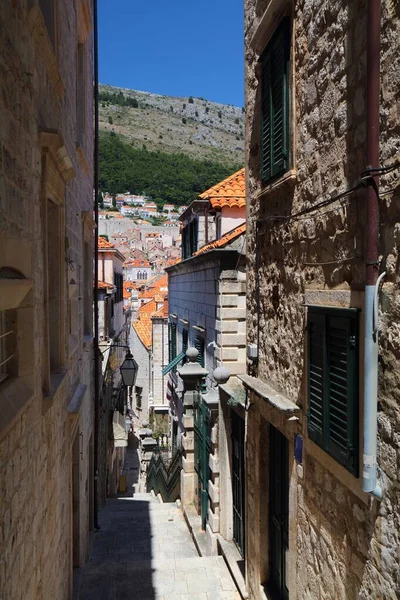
[146,446,183,502]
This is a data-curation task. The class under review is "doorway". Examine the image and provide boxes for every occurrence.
[231,410,245,556]
[268,425,289,600]
[72,432,81,568]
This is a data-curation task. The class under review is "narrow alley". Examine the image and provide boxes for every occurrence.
[78,443,241,600]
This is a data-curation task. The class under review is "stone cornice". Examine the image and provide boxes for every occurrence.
[250,0,291,55]
[40,130,75,183]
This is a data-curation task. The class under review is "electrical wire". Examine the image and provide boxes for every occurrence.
[256,180,364,225]
[361,161,400,177]
[256,163,400,227]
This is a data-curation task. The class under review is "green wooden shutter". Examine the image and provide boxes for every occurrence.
[307,312,325,448]
[327,316,358,475]
[271,19,290,176]
[182,329,188,363]
[261,49,272,181]
[171,323,177,360]
[195,336,205,367]
[260,18,290,182]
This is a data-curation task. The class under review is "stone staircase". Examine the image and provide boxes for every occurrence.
[79,490,241,600]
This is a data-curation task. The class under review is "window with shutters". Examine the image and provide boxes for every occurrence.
[182,328,188,364]
[195,335,205,368]
[195,335,206,393]
[260,18,290,183]
[307,307,359,475]
[181,219,198,259]
[169,322,177,363]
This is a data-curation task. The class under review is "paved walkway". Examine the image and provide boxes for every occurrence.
[78,441,241,600]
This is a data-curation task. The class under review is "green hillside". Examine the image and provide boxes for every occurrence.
[99,132,242,208]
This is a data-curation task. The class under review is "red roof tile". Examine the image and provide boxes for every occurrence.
[199,168,245,209]
[98,237,115,249]
[194,223,246,256]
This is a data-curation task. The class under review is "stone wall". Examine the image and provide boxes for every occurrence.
[245,0,400,598]
[0,3,94,598]
[151,317,169,404]
[130,326,151,424]
[99,218,180,240]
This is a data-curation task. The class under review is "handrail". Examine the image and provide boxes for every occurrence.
[146,446,183,502]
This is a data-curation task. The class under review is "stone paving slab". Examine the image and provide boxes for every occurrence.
[78,445,240,600]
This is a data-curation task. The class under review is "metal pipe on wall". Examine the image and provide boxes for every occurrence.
[93,0,100,527]
[362,0,382,500]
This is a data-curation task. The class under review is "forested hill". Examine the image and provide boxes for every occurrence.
[99,132,242,208]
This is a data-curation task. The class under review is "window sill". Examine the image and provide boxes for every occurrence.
[28,6,64,97]
[238,374,300,413]
[305,437,370,505]
[43,369,68,414]
[69,334,79,357]
[258,169,297,200]
[0,378,34,439]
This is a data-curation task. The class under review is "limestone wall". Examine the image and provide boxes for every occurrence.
[130,326,151,424]
[151,317,169,404]
[0,3,94,598]
[245,0,400,598]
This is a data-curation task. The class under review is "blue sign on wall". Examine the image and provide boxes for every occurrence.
[294,434,303,464]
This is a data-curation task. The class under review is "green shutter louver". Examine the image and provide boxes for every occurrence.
[260,18,290,182]
[261,49,272,181]
[327,317,358,473]
[169,322,177,362]
[308,313,325,448]
[195,336,205,367]
[307,307,359,476]
[182,329,188,364]
[171,323,177,360]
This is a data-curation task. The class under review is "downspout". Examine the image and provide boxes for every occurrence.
[362,0,382,500]
[93,0,100,528]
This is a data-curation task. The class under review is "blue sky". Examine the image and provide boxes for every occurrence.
[98,0,244,107]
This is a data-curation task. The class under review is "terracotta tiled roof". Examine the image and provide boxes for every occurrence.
[133,316,152,349]
[98,237,115,249]
[152,299,168,318]
[97,280,114,290]
[194,223,246,256]
[139,299,157,314]
[124,260,151,267]
[199,168,245,209]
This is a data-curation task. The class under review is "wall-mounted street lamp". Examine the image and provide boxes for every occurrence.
[98,344,139,388]
[120,350,138,387]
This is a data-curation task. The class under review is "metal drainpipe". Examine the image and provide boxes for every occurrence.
[93,0,100,528]
[362,0,382,500]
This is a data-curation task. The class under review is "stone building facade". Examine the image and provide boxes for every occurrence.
[165,170,247,557]
[0,2,94,599]
[244,1,400,599]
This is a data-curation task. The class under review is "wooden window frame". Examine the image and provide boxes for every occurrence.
[260,17,291,183]
[307,306,359,476]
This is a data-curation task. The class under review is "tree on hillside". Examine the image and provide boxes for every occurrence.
[108,115,113,124]
[98,190,104,209]
[112,194,116,208]
[98,133,243,208]
[188,97,194,104]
